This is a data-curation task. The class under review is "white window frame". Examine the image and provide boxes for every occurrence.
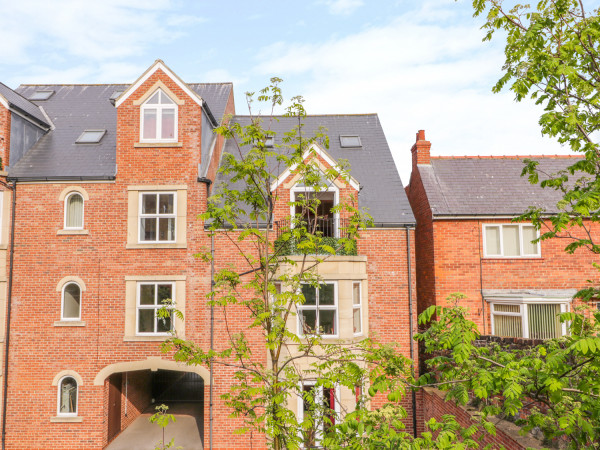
[56,376,78,417]
[352,281,363,336]
[482,223,541,258]
[140,89,178,143]
[64,192,84,230]
[297,381,341,448]
[489,298,569,338]
[290,185,340,238]
[297,282,339,338]
[135,281,175,336]
[61,282,82,321]
[138,191,177,243]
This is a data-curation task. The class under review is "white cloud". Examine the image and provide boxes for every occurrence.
[0,0,203,83]
[254,2,568,184]
[321,0,364,15]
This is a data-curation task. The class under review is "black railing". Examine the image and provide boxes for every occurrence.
[274,217,350,239]
[274,217,356,256]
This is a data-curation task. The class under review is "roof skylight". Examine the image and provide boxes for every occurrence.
[340,135,362,148]
[76,129,106,144]
[29,90,54,101]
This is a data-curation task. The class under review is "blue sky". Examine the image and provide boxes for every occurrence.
[0,0,580,183]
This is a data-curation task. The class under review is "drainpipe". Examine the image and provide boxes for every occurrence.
[198,177,214,450]
[2,180,16,450]
[477,221,487,335]
[406,225,417,437]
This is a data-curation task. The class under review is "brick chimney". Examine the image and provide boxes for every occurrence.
[0,102,10,170]
[411,129,431,167]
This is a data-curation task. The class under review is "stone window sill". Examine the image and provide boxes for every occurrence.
[51,416,82,423]
[124,335,171,342]
[134,142,182,148]
[126,243,187,249]
[57,229,89,235]
[53,320,86,327]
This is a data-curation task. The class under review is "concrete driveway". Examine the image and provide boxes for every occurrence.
[106,402,203,450]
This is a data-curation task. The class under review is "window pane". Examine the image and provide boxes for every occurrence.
[66,194,83,228]
[161,109,175,140]
[353,283,360,305]
[522,226,538,255]
[494,304,520,313]
[301,285,316,305]
[528,304,561,339]
[353,308,361,334]
[485,226,501,255]
[141,218,157,241]
[319,310,336,335]
[142,194,157,214]
[159,193,174,214]
[300,310,316,334]
[140,284,155,305]
[494,314,523,337]
[157,315,172,333]
[502,225,520,256]
[63,284,81,319]
[157,284,172,305]
[138,309,155,333]
[158,218,175,241]
[319,284,335,306]
[146,92,160,104]
[160,93,175,104]
[143,109,157,139]
[59,378,77,414]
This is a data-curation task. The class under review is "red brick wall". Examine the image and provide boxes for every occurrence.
[120,370,152,432]
[0,106,10,169]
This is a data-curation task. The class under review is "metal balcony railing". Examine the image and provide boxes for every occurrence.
[274,217,356,256]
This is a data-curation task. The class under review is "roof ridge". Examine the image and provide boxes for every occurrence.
[189,82,233,85]
[18,83,130,87]
[430,154,581,160]
[233,113,379,118]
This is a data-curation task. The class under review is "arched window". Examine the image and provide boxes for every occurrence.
[64,192,84,229]
[62,282,81,320]
[57,376,78,416]
[141,89,177,142]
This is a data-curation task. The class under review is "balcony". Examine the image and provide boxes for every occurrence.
[274,217,357,256]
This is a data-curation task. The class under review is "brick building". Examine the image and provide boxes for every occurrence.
[0,60,417,449]
[405,129,595,340]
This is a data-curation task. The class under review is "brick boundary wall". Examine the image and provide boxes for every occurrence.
[422,387,543,449]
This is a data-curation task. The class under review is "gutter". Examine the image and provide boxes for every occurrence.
[7,175,116,183]
[1,180,16,450]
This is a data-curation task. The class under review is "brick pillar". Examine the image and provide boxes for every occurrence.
[411,129,431,168]
[0,105,10,169]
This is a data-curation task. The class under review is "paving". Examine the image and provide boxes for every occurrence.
[106,402,204,450]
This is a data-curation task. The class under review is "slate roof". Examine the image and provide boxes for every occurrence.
[216,114,415,225]
[0,83,49,127]
[419,156,584,216]
[9,83,232,179]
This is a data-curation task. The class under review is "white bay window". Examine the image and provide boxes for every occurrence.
[490,300,568,339]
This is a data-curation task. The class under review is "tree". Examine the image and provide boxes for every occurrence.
[412,3,600,448]
[158,79,492,449]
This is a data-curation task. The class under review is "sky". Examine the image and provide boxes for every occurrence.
[0,0,581,184]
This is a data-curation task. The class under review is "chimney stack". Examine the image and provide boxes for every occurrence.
[411,129,431,167]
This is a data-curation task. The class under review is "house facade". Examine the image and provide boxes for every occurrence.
[405,130,596,340]
[0,61,417,449]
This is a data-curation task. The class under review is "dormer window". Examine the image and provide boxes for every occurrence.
[141,89,177,142]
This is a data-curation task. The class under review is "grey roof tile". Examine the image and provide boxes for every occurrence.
[9,83,232,179]
[0,83,49,127]
[215,114,415,225]
[420,157,583,216]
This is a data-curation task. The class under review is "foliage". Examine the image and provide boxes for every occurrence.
[149,404,182,450]
[417,294,600,449]
[157,79,488,449]
[471,0,600,277]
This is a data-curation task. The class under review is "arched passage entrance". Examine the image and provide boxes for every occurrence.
[96,358,209,448]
